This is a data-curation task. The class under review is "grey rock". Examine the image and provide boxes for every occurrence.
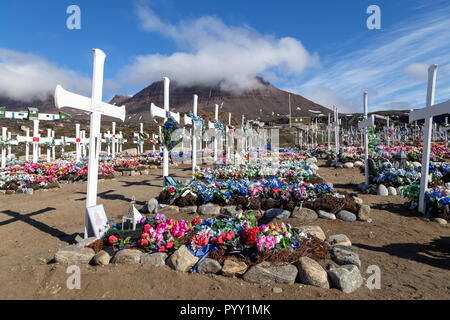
[140,252,168,267]
[222,258,248,277]
[198,204,221,216]
[292,207,318,222]
[221,206,243,218]
[295,225,326,241]
[336,162,344,168]
[296,256,329,289]
[143,169,150,175]
[377,184,389,196]
[357,204,371,222]
[368,159,378,178]
[326,234,352,247]
[93,250,111,265]
[166,245,199,272]
[179,206,197,214]
[318,210,336,220]
[112,249,143,264]
[130,170,136,177]
[159,205,180,214]
[55,245,95,264]
[243,261,297,284]
[397,186,404,195]
[353,197,363,205]
[265,208,291,219]
[197,258,222,274]
[328,264,363,293]
[331,245,361,268]
[387,186,397,196]
[412,161,421,168]
[336,210,357,222]
[272,287,283,294]
[146,197,160,214]
[122,171,131,177]
[75,236,98,247]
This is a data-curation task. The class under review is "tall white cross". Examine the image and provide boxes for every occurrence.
[133,123,144,154]
[54,48,126,238]
[409,64,450,214]
[358,92,375,187]
[1,128,18,168]
[150,77,180,183]
[184,95,199,175]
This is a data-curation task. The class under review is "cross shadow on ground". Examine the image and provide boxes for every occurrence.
[354,236,450,271]
[0,207,74,244]
[75,190,146,205]
[120,180,151,187]
[371,202,418,218]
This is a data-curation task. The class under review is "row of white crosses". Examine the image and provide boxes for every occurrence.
[409,64,450,214]
[54,49,126,238]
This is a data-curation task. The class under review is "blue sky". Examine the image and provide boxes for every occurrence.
[0,0,449,113]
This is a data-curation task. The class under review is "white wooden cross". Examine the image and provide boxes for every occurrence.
[133,123,144,154]
[183,95,199,175]
[1,128,18,168]
[409,64,450,214]
[54,135,70,158]
[80,130,87,158]
[149,77,180,183]
[117,131,126,153]
[358,92,375,187]
[54,48,126,238]
[333,106,340,154]
[65,124,82,162]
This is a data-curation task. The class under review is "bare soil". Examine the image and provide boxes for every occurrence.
[0,160,449,300]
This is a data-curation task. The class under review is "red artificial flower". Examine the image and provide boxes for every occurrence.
[166,241,174,249]
[225,231,234,241]
[158,246,167,252]
[192,217,200,226]
[272,188,282,193]
[108,235,119,245]
[168,187,176,195]
[141,233,149,239]
[144,224,151,233]
[139,238,149,246]
[214,237,224,245]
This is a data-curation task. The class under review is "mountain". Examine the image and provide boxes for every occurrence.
[0,78,334,124]
[111,77,332,123]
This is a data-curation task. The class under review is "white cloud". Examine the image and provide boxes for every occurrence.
[293,5,450,113]
[404,63,429,80]
[0,48,91,101]
[0,48,121,102]
[120,5,319,93]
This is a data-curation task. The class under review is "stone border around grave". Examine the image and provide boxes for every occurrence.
[53,228,365,294]
[142,196,373,223]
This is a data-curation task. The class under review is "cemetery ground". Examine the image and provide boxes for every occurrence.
[0,160,448,300]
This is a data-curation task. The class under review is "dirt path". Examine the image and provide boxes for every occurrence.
[0,162,448,300]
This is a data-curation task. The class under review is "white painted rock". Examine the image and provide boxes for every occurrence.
[344,162,354,168]
[387,187,397,196]
[354,161,364,167]
[377,184,389,196]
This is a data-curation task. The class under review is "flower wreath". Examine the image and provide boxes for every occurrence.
[213,119,225,135]
[162,114,181,151]
[0,138,13,148]
[188,112,206,133]
[45,139,56,149]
